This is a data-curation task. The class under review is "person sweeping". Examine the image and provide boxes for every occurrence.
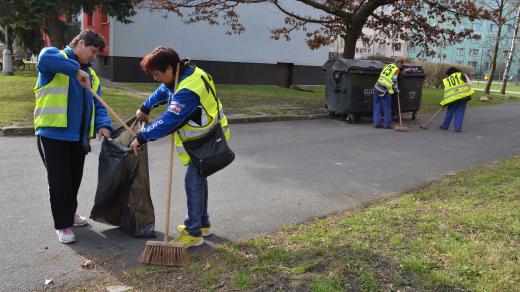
[373,57,405,129]
[130,46,230,248]
[439,67,475,132]
[34,30,112,244]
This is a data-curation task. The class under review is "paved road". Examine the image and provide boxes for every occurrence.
[1,104,520,291]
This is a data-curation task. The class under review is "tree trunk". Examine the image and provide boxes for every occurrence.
[485,0,505,96]
[46,15,66,49]
[501,5,520,94]
[342,25,362,59]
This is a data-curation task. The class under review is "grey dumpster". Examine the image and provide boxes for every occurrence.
[392,65,426,120]
[322,59,385,123]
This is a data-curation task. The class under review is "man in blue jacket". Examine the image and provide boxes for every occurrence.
[35,30,112,244]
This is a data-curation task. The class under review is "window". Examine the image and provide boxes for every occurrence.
[457,48,464,56]
[468,61,477,67]
[101,13,109,24]
[456,61,464,65]
[490,24,498,32]
[485,62,491,69]
[392,43,401,52]
[473,23,482,31]
[469,49,479,56]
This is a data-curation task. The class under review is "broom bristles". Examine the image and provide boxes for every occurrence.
[394,125,409,132]
[139,241,190,267]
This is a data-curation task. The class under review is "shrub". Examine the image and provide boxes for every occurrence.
[412,61,474,88]
[365,55,395,63]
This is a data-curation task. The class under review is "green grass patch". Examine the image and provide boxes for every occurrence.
[76,156,520,291]
[2,73,520,127]
[310,275,344,292]
[471,80,520,93]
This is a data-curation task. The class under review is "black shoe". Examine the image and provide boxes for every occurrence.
[384,125,393,129]
[439,125,448,130]
[374,125,383,129]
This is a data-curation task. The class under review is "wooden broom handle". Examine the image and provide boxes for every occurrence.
[163,63,181,242]
[87,87,137,137]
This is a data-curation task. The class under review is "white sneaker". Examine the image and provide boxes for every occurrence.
[56,228,76,243]
[73,214,88,227]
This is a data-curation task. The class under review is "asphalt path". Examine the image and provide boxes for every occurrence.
[1,103,520,291]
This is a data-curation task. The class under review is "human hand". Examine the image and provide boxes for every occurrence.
[76,69,91,88]
[129,138,141,155]
[135,109,149,122]
[97,128,111,140]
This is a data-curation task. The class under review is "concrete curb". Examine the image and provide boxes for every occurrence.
[0,126,35,136]
[0,114,328,136]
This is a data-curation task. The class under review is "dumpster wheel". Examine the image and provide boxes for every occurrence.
[344,114,354,124]
[412,112,416,120]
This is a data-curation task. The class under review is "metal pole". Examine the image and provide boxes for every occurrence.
[2,25,14,76]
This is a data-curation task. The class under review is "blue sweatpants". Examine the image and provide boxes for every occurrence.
[442,99,468,132]
[373,92,393,127]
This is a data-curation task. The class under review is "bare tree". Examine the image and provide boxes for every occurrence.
[481,0,520,97]
[144,0,491,58]
[501,4,520,94]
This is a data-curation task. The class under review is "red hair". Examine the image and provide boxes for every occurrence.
[140,46,180,74]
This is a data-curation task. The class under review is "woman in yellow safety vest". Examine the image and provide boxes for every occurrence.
[34,30,112,244]
[439,67,475,132]
[130,46,230,248]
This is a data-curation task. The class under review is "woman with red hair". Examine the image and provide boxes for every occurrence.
[130,46,230,248]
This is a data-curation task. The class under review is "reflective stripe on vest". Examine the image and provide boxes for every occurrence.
[174,67,230,165]
[34,50,100,138]
[375,63,399,94]
[440,72,475,106]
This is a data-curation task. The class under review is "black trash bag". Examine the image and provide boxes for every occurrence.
[90,119,155,238]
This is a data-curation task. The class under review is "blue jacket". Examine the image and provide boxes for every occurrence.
[35,46,112,144]
[136,66,201,144]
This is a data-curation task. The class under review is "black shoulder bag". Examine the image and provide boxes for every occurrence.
[181,91,235,177]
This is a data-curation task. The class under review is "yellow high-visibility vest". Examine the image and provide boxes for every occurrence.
[375,63,399,94]
[174,67,230,165]
[34,50,99,138]
[440,72,475,106]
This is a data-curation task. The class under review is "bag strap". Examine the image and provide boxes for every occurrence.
[179,60,222,126]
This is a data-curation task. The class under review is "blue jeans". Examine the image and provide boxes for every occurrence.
[184,162,209,237]
[373,92,393,127]
[442,99,468,132]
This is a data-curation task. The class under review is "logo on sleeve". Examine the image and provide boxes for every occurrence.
[168,101,185,115]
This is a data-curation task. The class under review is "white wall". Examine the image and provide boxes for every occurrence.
[110,2,327,66]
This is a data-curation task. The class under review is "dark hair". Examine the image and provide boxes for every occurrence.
[140,46,180,74]
[69,30,106,51]
[446,67,460,76]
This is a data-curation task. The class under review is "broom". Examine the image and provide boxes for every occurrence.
[139,63,189,267]
[87,87,137,137]
[394,91,409,132]
[419,107,443,129]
